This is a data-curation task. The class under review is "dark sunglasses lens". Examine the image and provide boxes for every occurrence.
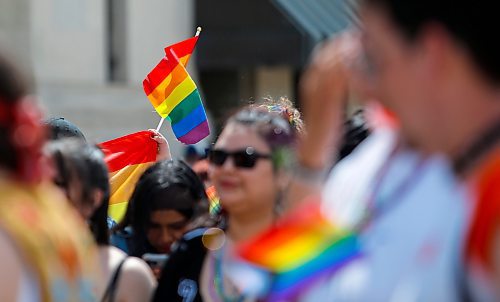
[233,151,257,168]
[209,150,228,166]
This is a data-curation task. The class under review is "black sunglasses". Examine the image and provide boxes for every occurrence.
[208,147,271,169]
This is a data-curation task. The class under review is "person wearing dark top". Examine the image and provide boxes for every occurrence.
[153,228,208,302]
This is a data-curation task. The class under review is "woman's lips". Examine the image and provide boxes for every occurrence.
[218,179,239,189]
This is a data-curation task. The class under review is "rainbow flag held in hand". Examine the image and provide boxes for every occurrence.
[99,131,157,222]
[143,34,209,144]
[237,199,361,301]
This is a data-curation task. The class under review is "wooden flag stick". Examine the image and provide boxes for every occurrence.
[155,117,165,132]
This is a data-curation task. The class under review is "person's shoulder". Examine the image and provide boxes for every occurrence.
[109,246,156,302]
[172,228,208,253]
[109,246,153,281]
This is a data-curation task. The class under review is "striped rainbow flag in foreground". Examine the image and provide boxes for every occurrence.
[237,200,361,301]
[99,131,157,222]
[143,35,209,144]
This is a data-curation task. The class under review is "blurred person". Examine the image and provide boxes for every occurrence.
[46,139,157,302]
[112,159,209,277]
[184,145,203,166]
[282,0,500,300]
[44,117,86,141]
[153,97,303,302]
[0,52,103,301]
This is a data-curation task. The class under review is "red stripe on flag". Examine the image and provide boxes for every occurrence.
[99,131,157,172]
[164,36,199,62]
[143,58,177,96]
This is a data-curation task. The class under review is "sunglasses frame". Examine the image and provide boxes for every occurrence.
[208,147,271,169]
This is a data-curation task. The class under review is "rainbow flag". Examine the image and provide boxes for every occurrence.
[99,131,157,222]
[237,200,361,301]
[143,36,209,144]
[206,185,221,216]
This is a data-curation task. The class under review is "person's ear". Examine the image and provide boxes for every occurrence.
[91,189,104,211]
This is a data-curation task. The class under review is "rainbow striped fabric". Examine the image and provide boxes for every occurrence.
[143,36,209,144]
[99,131,157,222]
[206,185,221,216]
[237,200,361,301]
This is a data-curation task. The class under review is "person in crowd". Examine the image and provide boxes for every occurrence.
[46,138,156,301]
[46,138,157,302]
[112,159,209,275]
[0,51,103,301]
[279,0,500,300]
[45,117,86,141]
[152,97,303,302]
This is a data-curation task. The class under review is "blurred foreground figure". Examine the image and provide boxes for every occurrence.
[46,139,157,302]
[0,54,103,300]
[286,0,500,300]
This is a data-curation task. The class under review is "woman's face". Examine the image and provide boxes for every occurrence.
[51,158,96,220]
[209,123,277,216]
[146,209,190,254]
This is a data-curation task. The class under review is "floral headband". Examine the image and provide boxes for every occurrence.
[261,105,296,129]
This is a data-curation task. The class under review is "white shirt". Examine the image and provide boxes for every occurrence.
[301,128,470,302]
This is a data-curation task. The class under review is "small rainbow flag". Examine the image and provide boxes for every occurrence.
[99,131,157,222]
[143,34,210,144]
[237,200,361,301]
[206,185,221,216]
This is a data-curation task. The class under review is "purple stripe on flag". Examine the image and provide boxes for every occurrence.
[178,120,210,144]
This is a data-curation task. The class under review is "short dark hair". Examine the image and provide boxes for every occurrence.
[46,139,110,245]
[45,117,86,141]
[362,0,500,84]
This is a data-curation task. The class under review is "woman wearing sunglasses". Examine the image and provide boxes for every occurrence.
[153,97,303,302]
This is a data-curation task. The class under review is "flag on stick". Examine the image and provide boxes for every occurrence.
[99,131,157,222]
[143,30,209,144]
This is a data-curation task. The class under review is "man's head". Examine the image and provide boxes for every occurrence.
[45,117,86,141]
[361,0,500,84]
[358,0,500,154]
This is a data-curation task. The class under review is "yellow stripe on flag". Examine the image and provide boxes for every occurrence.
[109,162,153,222]
[108,202,129,224]
[146,54,191,107]
[154,76,196,118]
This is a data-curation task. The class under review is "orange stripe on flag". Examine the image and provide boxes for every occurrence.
[152,74,197,118]
[146,58,190,107]
[143,54,191,98]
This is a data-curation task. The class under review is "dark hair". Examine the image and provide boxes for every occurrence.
[44,117,86,141]
[338,109,370,161]
[0,53,38,179]
[46,139,110,245]
[362,0,500,84]
[120,159,208,257]
[226,105,298,171]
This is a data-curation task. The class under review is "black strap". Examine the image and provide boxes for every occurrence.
[101,257,128,302]
[453,119,500,175]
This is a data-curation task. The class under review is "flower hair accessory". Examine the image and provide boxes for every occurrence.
[264,105,295,128]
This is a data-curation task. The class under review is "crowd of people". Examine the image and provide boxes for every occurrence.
[0,0,499,301]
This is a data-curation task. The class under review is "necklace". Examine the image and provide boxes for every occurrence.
[453,119,500,176]
[357,142,428,231]
[213,245,246,302]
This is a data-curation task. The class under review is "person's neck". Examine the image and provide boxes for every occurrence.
[226,210,274,243]
[436,83,500,164]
